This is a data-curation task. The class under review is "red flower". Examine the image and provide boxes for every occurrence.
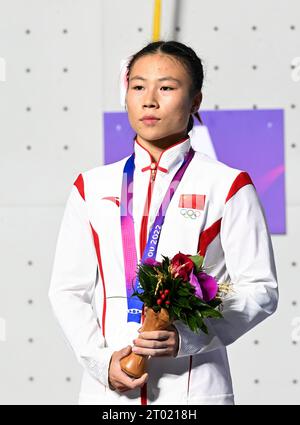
[170,252,194,281]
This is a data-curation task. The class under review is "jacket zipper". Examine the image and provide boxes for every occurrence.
[140,161,158,259]
[139,160,158,407]
[150,162,157,182]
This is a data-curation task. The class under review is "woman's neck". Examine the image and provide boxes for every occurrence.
[136,133,189,163]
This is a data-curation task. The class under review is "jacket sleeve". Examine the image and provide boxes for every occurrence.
[48,176,114,386]
[174,178,279,357]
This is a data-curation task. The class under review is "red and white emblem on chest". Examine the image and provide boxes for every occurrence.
[178,194,206,210]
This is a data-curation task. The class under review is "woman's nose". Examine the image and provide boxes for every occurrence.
[143,102,158,108]
[143,90,159,108]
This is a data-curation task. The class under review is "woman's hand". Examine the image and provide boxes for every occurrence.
[132,325,179,357]
[108,345,148,393]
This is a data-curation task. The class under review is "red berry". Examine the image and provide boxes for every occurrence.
[164,289,170,295]
[157,299,162,305]
[165,301,171,305]
[159,290,163,295]
[161,294,166,300]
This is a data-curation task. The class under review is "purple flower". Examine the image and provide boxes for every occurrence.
[143,258,161,267]
[189,270,203,299]
[189,271,218,302]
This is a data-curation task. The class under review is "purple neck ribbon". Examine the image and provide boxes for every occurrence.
[120,147,195,323]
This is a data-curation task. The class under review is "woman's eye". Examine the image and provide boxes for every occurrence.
[131,86,174,91]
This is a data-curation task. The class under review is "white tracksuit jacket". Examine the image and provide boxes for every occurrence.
[48,135,279,405]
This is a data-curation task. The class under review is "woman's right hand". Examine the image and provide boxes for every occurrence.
[108,345,148,393]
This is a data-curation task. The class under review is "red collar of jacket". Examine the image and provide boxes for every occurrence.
[133,135,192,175]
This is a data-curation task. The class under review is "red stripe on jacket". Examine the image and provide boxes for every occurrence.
[90,224,107,338]
[225,171,254,203]
[139,172,158,405]
[198,218,222,257]
[197,171,253,256]
[73,174,107,337]
[74,173,85,201]
[187,356,193,398]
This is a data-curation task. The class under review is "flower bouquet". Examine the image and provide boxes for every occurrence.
[120,252,231,378]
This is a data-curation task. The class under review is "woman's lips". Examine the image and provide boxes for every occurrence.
[141,118,160,126]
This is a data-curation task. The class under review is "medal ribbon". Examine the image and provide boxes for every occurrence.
[120,147,195,323]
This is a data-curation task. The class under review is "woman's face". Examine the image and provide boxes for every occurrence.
[125,53,201,145]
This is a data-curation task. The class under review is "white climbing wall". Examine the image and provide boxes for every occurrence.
[0,0,299,405]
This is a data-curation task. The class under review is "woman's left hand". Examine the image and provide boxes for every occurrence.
[132,325,179,357]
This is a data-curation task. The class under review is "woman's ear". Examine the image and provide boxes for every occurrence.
[191,91,202,113]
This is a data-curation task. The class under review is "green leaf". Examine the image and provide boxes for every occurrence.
[201,308,223,319]
[175,298,193,309]
[200,322,208,334]
[189,254,204,272]
[207,298,222,308]
[187,315,197,332]
[177,287,191,297]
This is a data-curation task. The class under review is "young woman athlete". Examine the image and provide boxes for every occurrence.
[49,40,278,405]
